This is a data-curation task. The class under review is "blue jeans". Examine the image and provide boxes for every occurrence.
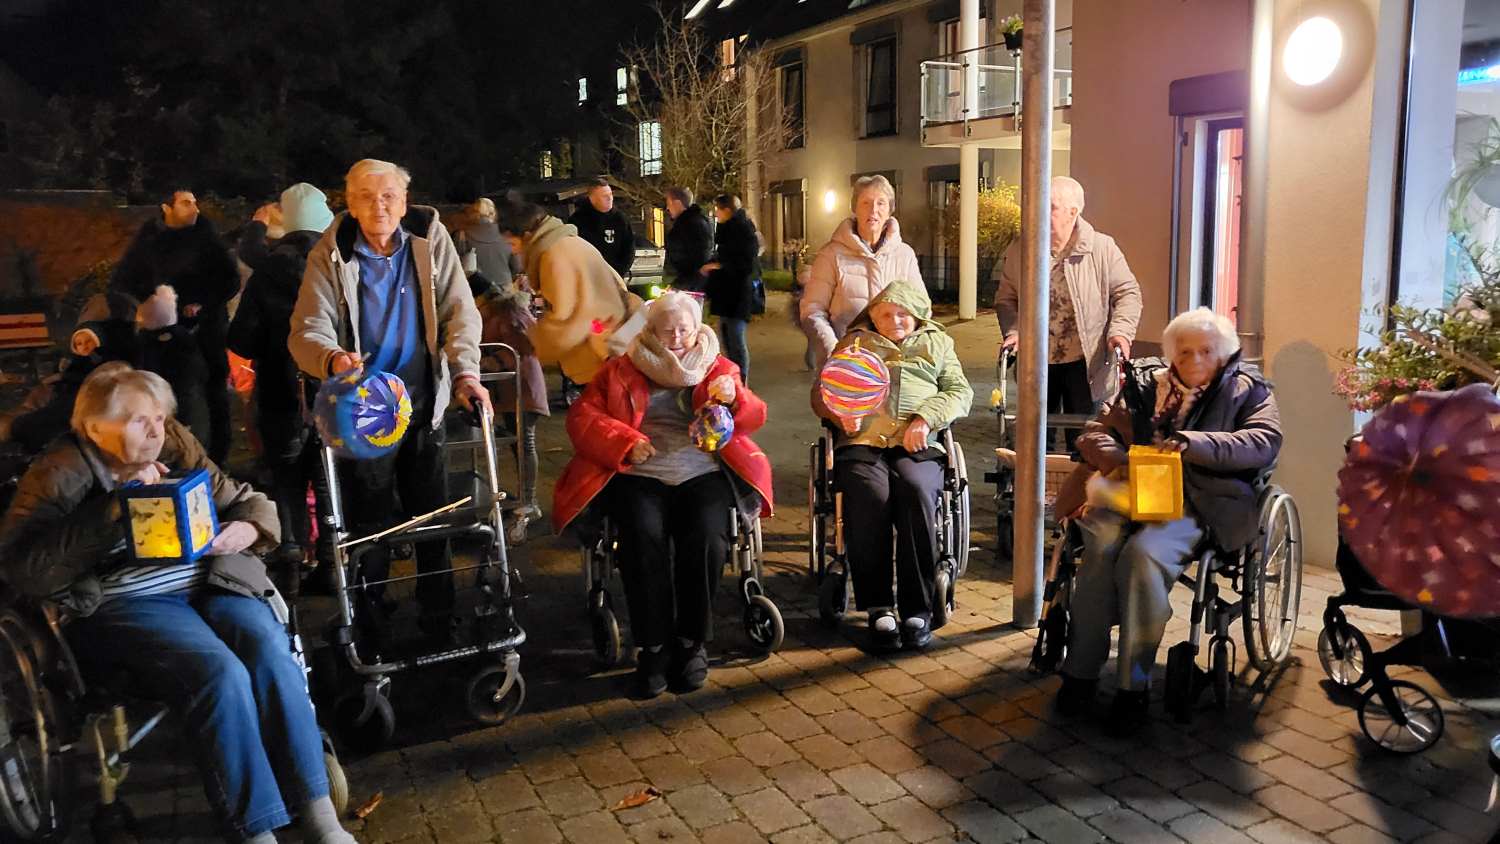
[719,317,749,383]
[68,590,327,840]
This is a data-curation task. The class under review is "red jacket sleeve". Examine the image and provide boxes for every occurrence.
[565,365,646,471]
[729,378,767,436]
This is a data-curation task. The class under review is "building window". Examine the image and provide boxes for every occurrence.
[617,66,630,105]
[649,206,667,247]
[539,150,553,179]
[720,38,738,82]
[781,61,805,149]
[639,120,663,176]
[578,77,588,104]
[864,37,898,137]
[558,140,574,178]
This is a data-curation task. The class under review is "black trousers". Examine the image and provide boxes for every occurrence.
[834,446,945,621]
[338,402,453,616]
[606,472,736,648]
[191,307,232,466]
[1048,359,1096,450]
[258,408,332,558]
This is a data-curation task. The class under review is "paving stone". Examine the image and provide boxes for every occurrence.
[1325,823,1401,844]
[1257,754,1353,800]
[982,741,1059,782]
[963,769,1049,814]
[637,753,707,791]
[1262,728,1349,769]
[937,715,1008,751]
[604,781,675,825]
[617,725,678,760]
[736,730,802,767]
[1406,794,1494,838]
[702,755,774,796]
[1187,751,1277,795]
[941,800,1029,843]
[894,765,973,810]
[628,814,699,843]
[870,795,953,843]
[995,717,1074,754]
[795,734,862,770]
[705,706,767,740]
[1122,752,1203,791]
[1089,807,1174,844]
[578,746,645,788]
[854,734,929,774]
[734,787,811,835]
[1168,812,1258,844]
[1047,742,1128,785]
[537,776,605,818]
[772,824,839,844]
[830,763,908,805]
[558,810,632,844]
[1011,803,1107,843]
[803,794,884,840]
[919,738,994,779]
[817,709,885,744]
[1254,784,1352,833]
[666,783,739,830]
[1327,791,1436,839]
[866,667,927,696]
[844,687,909,719]
[787,684,848,716]
[1178,780,1273,829]
[1101,775,1195,823]
[1033,771,1119,818]
[875,712,949,747]
[705,820,778,844]
[474,771,542,815]
[847,833,908,844]
[494,807,565,844]
[1245,817,1325,844]
[672,726,737,763]
[769,760,839,802]
[765,706,829,742]
[518,746,583,784]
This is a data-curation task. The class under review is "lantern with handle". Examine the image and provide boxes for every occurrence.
[1127,446,1185,521]
[121,468,220,563]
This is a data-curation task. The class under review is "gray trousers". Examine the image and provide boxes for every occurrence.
[1061,509,1202,691]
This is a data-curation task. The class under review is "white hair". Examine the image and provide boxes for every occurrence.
[1162,307,1240,362]
[345,159,412,194]
[72,362,177,436]
[647,290,703,331]
[1052,176,1085,213]
[850,174,896,212]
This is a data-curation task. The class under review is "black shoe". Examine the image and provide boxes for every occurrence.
[900,616,933,650]
[669,642,709,693]
[634,647,670,699]
[1056,675,1098,717]
[1106,689,1151,737]
[868,611,901,652]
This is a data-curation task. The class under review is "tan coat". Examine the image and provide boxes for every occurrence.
[994,217,1142,404]
[801,217,923,366]
[524,216,638,384]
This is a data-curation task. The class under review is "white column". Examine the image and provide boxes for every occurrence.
[958,0,981,319]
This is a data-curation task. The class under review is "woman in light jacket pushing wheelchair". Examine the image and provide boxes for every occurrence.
[1051,308,1282,736]
[0,363,353,844]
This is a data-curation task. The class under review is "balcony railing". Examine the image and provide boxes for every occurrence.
[919,27,1073,127]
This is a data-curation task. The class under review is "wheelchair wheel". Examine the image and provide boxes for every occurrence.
[332,687,395,753]
[995,511,1014,563]
[745,595,784,653]
[589,589,624,669]
[0,615,68,841]
[931,566,955,630]
[818,569,850,628]
[1358,680,1444,754]
[1210,638,1233,710]
[465,664,526,726]
[1242,488,1303,671]
[1317,623,1371,688]
[950,442,971,577]
[1029,603,1069,675]
[808,440,829,579]
[1164,642,1197,723]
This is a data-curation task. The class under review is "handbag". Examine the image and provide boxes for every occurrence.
[750,276,767,316]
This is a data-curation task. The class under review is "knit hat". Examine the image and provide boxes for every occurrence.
[137,285,179,331]
[280,182,334,235]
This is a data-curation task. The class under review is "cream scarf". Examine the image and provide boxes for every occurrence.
[628,326,721,388]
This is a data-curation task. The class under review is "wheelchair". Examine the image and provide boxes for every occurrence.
[1028,482,1305,723]
[808,425,970,630]
[582,502,784,668]
[0,589,348,842]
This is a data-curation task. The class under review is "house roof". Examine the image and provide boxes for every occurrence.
[686,0,912,46]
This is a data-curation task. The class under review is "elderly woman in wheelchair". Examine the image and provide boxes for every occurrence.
[1049,308,1284,736]
[554,291,773,699]
[0,363,353,844]
[813,282,972,652]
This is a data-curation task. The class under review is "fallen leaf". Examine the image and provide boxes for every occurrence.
[353,791,383,820]
[610,786,662,811]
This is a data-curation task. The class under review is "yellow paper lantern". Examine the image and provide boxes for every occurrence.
[1128,446,1185,522]
[121,469,220,563]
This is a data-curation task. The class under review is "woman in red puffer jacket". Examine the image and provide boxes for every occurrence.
[554,291,772,699]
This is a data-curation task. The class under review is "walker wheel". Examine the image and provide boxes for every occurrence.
[332,688,395,753]
[591,605,623,669]
[818,570,849,628]
[1317,623,1371,689]
[745,595,784,653]
[1358,680,1444,754]
[465,664,527,726]
[1164,641,1197,724]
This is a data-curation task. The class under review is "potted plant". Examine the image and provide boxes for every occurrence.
[1000,14,1023,51]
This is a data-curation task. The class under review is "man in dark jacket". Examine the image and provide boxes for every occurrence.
[568,178,636,278]
[702,195,761,382]
[229,183,336,590]
[109,187,241,464]
[663,186,713,293]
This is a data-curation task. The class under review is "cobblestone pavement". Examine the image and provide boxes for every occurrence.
[52,297,1500,842]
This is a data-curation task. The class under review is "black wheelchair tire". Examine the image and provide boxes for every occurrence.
[1164,641,1197,724]
[818,570,849,628]
[745,595,785,653]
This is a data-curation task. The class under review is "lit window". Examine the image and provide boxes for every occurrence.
[639,120,663,176]
[720,38,737,81]
[685,0,713,19]
[539,150,553,179]
[617,66,630,105]
[578,77,588,103]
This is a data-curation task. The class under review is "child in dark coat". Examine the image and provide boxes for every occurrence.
[136,285,212,448]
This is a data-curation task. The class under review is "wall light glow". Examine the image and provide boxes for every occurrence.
[1283,16,1343,87]
[823,189,838,212]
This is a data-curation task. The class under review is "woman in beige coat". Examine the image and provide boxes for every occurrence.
[800,175,923,367]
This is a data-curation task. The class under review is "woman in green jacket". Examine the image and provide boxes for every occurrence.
[813,281,973,650]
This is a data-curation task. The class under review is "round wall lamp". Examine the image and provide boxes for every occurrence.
[823,189,838,213]
[1283,16,1342,86]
